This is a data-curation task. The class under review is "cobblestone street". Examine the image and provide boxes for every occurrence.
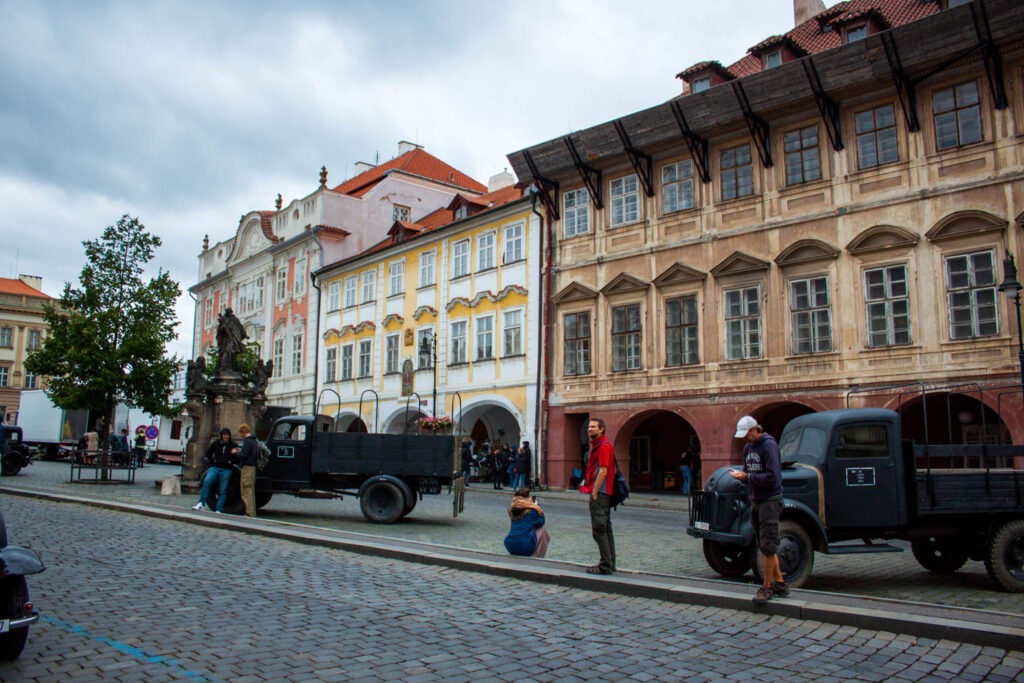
[4,462,1023,613]
[1,494,1022,682]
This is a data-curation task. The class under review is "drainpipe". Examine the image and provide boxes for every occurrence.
[187,289,199,360]
[530,189,552,488]
[310,230,324,418]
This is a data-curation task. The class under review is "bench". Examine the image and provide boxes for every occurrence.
[69,448,137,484]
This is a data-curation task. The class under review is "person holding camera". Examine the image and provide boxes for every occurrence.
[504,487,549,558]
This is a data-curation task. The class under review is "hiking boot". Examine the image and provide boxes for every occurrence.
[772,581,790,597]
[753,585,774,604]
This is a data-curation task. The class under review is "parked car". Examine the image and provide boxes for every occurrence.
[0,509,44,659]
[2,426,34,476]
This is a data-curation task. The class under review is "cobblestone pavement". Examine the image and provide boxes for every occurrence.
[1,495,1022,683]
[4,462,1024,614]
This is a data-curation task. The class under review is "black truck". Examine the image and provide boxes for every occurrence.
[687,407,1024,592]
[228,415,460,523]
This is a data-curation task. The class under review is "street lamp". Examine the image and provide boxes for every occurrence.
[998,252,1024,404]
[418,330,438,417]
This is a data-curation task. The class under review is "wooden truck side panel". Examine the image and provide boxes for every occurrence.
[310,432,456,480]
[912,444,1024,515]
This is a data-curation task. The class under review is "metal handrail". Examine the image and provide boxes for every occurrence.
[315,388,341,418]
[358,389,380,433]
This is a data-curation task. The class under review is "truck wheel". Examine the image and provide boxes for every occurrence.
[911,537,968,574]
[255,492,273,510]
[985,520,1024,593]
[703,540,753,578]
[360,481,404,524]
[0,576,29,660]
[753,520,814,588]
[1,462,20,477]
[400,495,417,518]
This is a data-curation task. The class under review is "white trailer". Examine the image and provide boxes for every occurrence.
[125,408,192,463]
[14,390,89,458]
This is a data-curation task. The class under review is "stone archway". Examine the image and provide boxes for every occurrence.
[459,398,523,450]
[335,412,369,433]
[731,401,817,458]
[381,406,429,435]
[895,392,1011,467]
[612,410,701,493]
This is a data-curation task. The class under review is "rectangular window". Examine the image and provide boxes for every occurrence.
[784,126,821,185]
[845,24,868,43]
[609,175,640,227]
[388,262,404,296]
[341,345,353,380]
[358,339,372,377]
[630,436,651,474]
[563,189,590,238]
[790,276,832,354]
[204,299,213,327]
[325,348,337,382]
[662,160,694,214]
[763,50,782,69]
[385,334,399,373]
[946,250,997,339]
[934,81,982,151]
[564,312,591,376]
[691,76,711,93]
[0,367,7,388]
[503,310,522,356]
[419,251,436,287]
[24,371,36,389]
[294,259,306,297]
[855,104,899,169]
[418,329,433,368]
[291,334,303,375]
[452,240,470,278]
[721,144,753,200]
[725,286,762,360]
[0,328,12,348]
[255,276,264,309]
[327,282,342,311]
[393,204,411,222]
[864,265,911,347]
[835,425,889,459]
[612,304,642,371]
[273,339,284,373]
[450,321,467,364]
[476,316,494,360]
[276,267,288,302]
[665,296,698,366]
[361,270,376,303]
[344,276,357,308]
[478,233,495,270]
[504,223,524,264]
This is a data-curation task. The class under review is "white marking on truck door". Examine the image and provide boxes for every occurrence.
[845,467,876,486]
[278,446,294,459]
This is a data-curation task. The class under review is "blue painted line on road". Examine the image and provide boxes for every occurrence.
[40,615,221,682]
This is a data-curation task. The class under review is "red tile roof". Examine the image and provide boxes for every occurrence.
[684,0,939,80]
[0,278,52,299]
[331,148,486,198]
[256,211,281,243]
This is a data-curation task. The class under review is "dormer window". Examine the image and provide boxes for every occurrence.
[763,50,782,69]
[393,204,411,222]
[845,24,868,43]
[455,205,468,220]
[692,77,711,93]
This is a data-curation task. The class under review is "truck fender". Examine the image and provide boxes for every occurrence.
[359,475,414,510]
[0,545,45,578]
[781,499,828,552]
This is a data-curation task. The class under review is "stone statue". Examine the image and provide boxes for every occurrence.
[186,356,207,395]
[216,308,247,373]
[253,359,273,395]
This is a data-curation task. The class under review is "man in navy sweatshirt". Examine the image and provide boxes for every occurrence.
[729,415,788,603]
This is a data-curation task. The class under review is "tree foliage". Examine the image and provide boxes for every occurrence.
[25,214,182,421]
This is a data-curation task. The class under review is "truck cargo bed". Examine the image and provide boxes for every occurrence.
[310,432,456,478]
[913,445,1024,514]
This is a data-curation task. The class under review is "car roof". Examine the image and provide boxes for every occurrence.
[785,408,898,433]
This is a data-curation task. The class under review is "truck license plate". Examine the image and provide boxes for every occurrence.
[694,521,710,531]
[0,619,9,634]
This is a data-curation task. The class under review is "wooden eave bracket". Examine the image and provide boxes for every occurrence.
[564,135,603,210]
[802,58,843,152]
[613,120,654,198]
[522,150,560,221]
[732,81,772,168]
[669,100,711,184]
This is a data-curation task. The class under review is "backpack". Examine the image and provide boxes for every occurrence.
[256,440,272,471]
[610,462,630,509]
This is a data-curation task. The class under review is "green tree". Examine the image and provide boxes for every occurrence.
[25,214,182,433]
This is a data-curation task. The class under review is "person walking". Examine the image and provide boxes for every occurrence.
[236,423,258,518]
[505,444,516,488]
[193,427,238,513]
[729,415,788,603]
[490,444,503,490]
[581,418,616,575]
[679,449,693,494]
[504,487,550,558]
[460,441,472,486]
[513,445,531,490]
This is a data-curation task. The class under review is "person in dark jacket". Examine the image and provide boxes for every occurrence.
[513,445,531,490]
[490,445,503,490]
[460,442,472,486]
[504,488,549,557]
[236,423,258,517]
[193,427,238,513]
[729,415,787,603]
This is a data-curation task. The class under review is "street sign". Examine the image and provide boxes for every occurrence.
[135,425,147,436]
[145,425,159,440]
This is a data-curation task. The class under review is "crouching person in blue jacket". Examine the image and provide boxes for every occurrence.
[504,488,550,558]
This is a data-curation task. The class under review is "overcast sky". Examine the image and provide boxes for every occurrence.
[1,0,809,360]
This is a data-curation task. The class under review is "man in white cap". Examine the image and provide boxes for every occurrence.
[729,416,787,603]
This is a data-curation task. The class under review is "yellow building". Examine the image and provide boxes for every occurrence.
[314,173,545,465]
[0,276,54,424]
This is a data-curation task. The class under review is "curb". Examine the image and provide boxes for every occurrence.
[3,485,1023,651]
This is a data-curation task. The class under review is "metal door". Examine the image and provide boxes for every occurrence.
[825,422,901,529]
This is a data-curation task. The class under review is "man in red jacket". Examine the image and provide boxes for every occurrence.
[582,417,616,574]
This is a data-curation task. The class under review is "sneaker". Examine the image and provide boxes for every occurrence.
[772,581,790,598]
[192,503,205,511]
[214,511,221,514]
[753,585,774,604]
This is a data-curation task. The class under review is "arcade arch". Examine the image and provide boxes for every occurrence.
[613,410,701,493]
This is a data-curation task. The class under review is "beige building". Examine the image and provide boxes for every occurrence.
[0,276,54,423]
[507,0,1024,489]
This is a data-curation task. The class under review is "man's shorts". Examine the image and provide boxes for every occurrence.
[751,497,782,555]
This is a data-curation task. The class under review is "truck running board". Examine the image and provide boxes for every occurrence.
[293,490,341,499]
[826,542,903,555]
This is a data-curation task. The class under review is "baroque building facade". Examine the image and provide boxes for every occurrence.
[508,0,1024,490]
[0,276,53,424]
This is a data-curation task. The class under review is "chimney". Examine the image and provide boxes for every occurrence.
[487,168,516,193]
[794,0,825,26]
[397,140,423,156]
[18,275,42,292]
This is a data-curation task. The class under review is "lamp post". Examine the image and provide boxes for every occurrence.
[419,330,438,417]
[998,252,1024,405]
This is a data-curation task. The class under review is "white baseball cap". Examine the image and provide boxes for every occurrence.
[734,416,757,438]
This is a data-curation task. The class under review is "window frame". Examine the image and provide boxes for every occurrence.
[419,250,436,287]
[273,338,284,374]
[327,281,342,312]
[789,275,833,355]
[276,267,288,302]
[503,308,523,357]
[854,103,900,170]
[388,261,405,297]
[451,239,470,279]
[863,264,912,348]
[763,49,782,69]
[611,303,643,372]
[324,347,337,382]
[933,80,983,152]
[724,285,762,360]
[503,223,524,264]
[360,269,376,304]
[665,295,699,367]
[393,204,411,222]
[357,339,372,378]
[340,344,354,380]
[783,124,821,186]
[609,174,640,228]
[475,314,494,361]
[691,76,711,93]
[385,334,400,374]
[662,160,695,215]
[293,258,307,297]
[344,275,357,308]
[477,231,496,271]
[563,188,590,238]
[0,327,12,348]
[450,319,468,365]
[944,249,998,340]
[563,311,592,376]
[291,333,303,375]
[720,143,754,201]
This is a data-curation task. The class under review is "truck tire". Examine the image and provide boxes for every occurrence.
[985,520,1024,593]
[753,520,814,588]
[400,495,417,518]
[703,540,753,578]
[0,576,29,660]
[360,481,404,524]
[1,461,20,477]
[911,537,969,574]
[255,492,273,510]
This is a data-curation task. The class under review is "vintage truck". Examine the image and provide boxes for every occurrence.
[204,414,461,523]
[687,407,1024,592]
